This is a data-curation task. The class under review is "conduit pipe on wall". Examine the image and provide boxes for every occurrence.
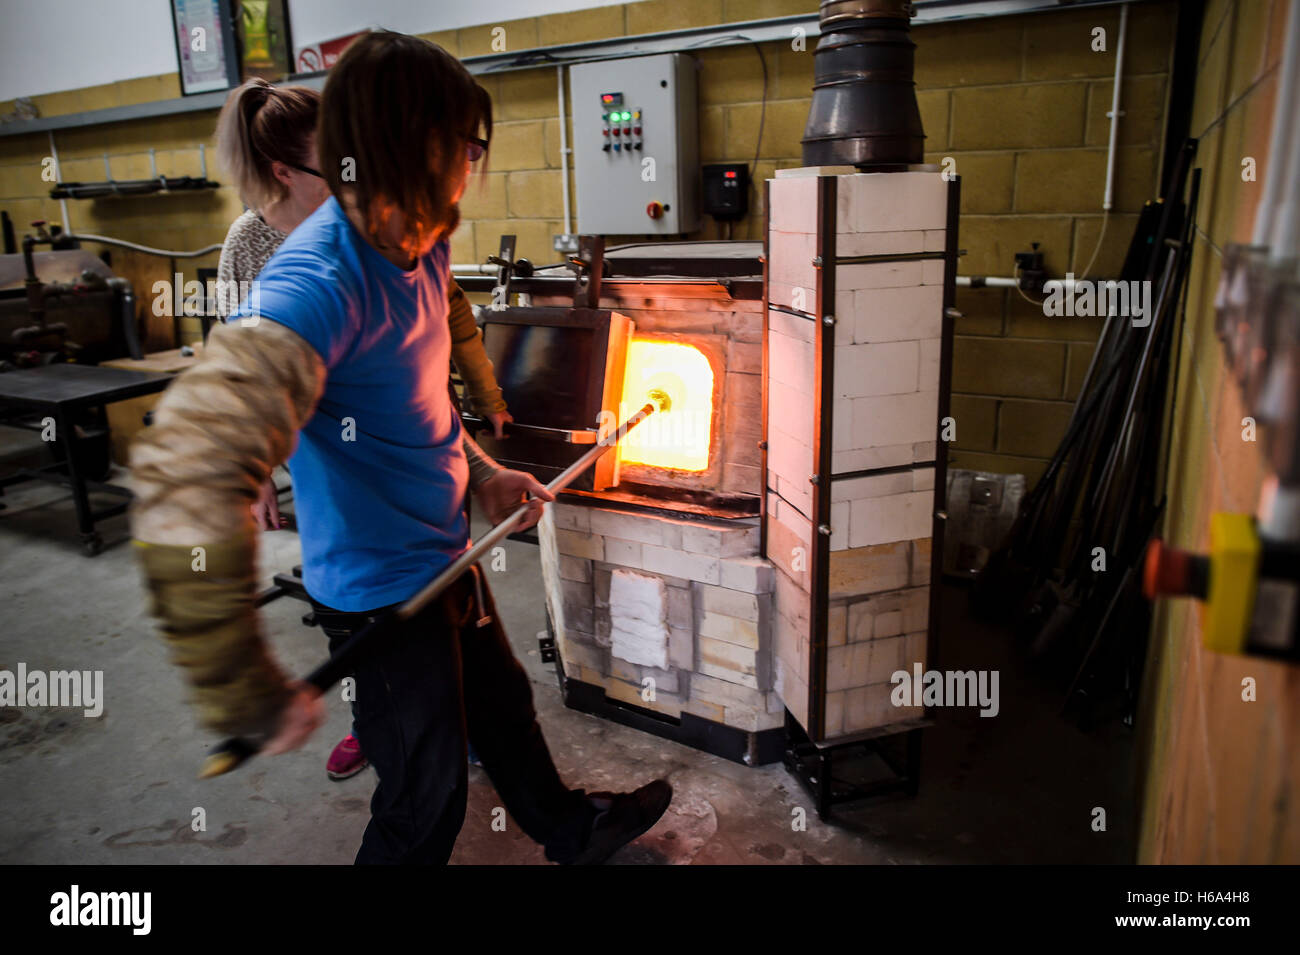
[1254,0,1300,251]
[1268,12,1300,265]
[956,276,1020,288]
[68,233,221,258]
[48,131,70,236]
[1101,3,1129,212]
[956,276,1090,290]
[1257,4,1300,543]
[1220,8,1296,336]
[557,65,573,245]
[1080,2,1129,278]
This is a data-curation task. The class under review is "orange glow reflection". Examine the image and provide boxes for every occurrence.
[619,339,713,472]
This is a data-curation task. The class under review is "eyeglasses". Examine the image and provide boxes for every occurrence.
[284,160,324,179]
[467,137,489,163]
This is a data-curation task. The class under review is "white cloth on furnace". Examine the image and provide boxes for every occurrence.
[608,569,670,670]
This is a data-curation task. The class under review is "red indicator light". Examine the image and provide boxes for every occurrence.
[724,170,736,178]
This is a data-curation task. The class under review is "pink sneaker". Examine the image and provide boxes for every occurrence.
[326,735,368,781]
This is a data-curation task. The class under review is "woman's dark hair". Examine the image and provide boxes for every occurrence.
[317,31,492,253]
[215,78,320,210]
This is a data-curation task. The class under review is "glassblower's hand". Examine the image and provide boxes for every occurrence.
[251,478,284,530]
[262,682,325,755]
[475,468,554,531]
[486,410,514,439]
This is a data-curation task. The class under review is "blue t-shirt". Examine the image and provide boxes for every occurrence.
[231,197,468,611]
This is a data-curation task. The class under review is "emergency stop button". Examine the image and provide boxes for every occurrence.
[646,201,664,220]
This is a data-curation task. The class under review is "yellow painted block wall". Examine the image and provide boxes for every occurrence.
[2,0,1175,467]
[0,93,237,347]
[1136,0,1299,865]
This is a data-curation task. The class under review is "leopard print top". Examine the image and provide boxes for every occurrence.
[215,210,286,318]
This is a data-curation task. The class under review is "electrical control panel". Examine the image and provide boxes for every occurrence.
[702,162,750,220]
[571,53,700,235]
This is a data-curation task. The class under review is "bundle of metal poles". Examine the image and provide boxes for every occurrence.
[973,140,1202,729]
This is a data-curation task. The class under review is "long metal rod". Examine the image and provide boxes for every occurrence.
[394,401,656,624]
[200,400,659,778]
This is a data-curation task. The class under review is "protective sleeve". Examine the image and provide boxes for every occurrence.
[462,433,502,490]
[130,318,326,737]
[447,278,507,415]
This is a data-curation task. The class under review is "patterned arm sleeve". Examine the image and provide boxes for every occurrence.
[447,279,507,415]
[130,318,325,737]
[462,433,502,490]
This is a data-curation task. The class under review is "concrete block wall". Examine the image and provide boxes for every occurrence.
[929,1,1179,488]
[1136,0,1299,865]
[0,102,242,349]
[1,0,1178,474]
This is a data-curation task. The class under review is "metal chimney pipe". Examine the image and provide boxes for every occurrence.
[801,0,925,169]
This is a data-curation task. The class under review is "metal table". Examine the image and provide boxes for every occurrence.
[0,364,172,554]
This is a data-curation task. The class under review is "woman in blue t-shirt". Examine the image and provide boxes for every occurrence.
[131,30,671,865]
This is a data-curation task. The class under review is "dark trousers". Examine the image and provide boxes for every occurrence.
[311,567,593,864]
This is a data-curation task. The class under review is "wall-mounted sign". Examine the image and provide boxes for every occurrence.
[172,0,241,95]
[294,31,365,75]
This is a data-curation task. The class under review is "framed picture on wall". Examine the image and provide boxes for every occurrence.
[171,0,241,95]
[236,0,294,83]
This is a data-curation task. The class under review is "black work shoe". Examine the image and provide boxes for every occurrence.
[567,779,673,865]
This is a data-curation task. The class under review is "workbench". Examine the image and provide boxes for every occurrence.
[0,364,172,554]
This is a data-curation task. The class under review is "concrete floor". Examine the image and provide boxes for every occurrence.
[0,426,1138,864]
